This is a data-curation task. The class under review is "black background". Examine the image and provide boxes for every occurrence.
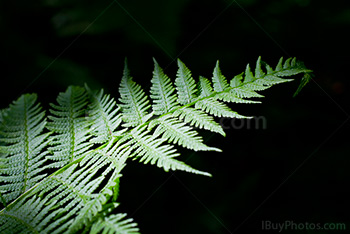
[1,0,349,233]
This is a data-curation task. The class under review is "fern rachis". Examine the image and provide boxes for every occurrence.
[0,56,312,233]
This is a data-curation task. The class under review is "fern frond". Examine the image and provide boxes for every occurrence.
[195,98,250,119]
[259,57,308,86]
[0,195,59,233]
[293,72,313,97]
[230,72,244,87]
[0,94,51,203]
[215,56,311,104]
[212,61,229,92]
[38,164,105,233]
[64,146,130,233]
[198,76,214,98]
[86,86,122,144]
[46,86,93,168]
[216,92,261,104]
[273,57,307,77]
[215,64,264,102]
[175,59,198,104]
[125,56,311,174]
[254,56,265,78]
[150,115,217,151]
[129,126,211,176]
[173,107,225,137]
[0,146,132,233]
[150,59,178,115]
[119,60,152,127]
[196,77,250,118]
[0,56,312,234]
[90,213,140,234]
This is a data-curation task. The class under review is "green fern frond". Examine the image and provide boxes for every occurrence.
[65,147,130,233]
[90,213,140,234]
[0,195,59,233]
[293,72,313,97]
[129,126,211,176]
[215,56,311,103]
[119,60,152,127]
[86,86,122,144]
[212,61,229,92]
[0,94,51,203]
[254,56,265,78]
[0,145,132,233]
[216,92,261,104]
[37,164,105,232]
[150,59,178,115]
[173,107,225,137]
[230,72,244,87]
[273,57,306,77]
[46,86,93,168]
[0,56,312,233]
[260,58,301,86]
[195,98,250,119]
[198,76,214,98]
[150,115,217,151]
[175,59,198,105]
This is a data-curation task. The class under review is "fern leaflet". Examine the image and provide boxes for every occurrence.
[0,94,51,204]
[46,86,93,168]
[175,59,198,105]
[86,86,122,144]
[119,60,152,127]
[150,59,178,115]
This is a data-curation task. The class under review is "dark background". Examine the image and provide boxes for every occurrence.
[1,0,349,233]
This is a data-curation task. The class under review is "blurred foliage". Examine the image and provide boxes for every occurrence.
[1,0,349,233]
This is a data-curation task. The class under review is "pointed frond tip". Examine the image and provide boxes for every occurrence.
[151,58,178,115]
[176,59,198,104]
[293,72,314,97]
[119,62,152,127]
